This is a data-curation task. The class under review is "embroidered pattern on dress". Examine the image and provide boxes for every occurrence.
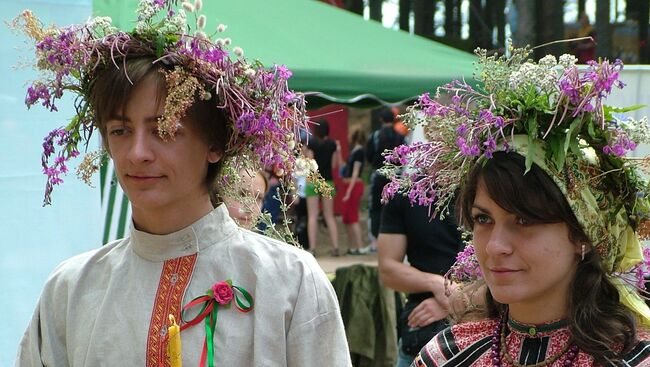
[146,254,197,367]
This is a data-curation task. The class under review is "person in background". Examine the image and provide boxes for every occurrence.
[377,193,463,367]
[572,12,596,64]
[223,169,268,230]
[306,119,342,256]
[341,127,368,255]
[366,107,405,251]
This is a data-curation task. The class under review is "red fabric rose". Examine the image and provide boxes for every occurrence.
[211,281,234,305]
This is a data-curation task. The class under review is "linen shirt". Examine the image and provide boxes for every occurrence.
[16,205,351,366]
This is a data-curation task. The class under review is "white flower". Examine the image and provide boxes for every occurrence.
[195,31,207,39]
[559,54,578,69]
[539,55,557,69]
[215,38,224,46]
[223,38,231,46]
[233,47,244,57]
[309,159,319,172]
[288,140,295,150]
[582,146,599,165]
[194,0,202,11]
[244,68,256,77]
[182,1,194,12]
[136,0,158,21]
[275,169,285,176]
[197,15,206,29]
[217,23,227,33]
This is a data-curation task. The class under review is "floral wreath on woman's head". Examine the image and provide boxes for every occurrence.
[380,45,650,324]
[12,0,324,214]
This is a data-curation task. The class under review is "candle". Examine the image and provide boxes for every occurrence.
[167,314,182,367]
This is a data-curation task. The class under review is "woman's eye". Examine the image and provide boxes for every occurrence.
[473,214,491,224]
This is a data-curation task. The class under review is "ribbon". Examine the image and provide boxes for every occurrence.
[179,280,254,367]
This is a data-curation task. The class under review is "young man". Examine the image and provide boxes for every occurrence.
[14,3,350,366]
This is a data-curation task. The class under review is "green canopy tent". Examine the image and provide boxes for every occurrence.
[94,0,475,107]
[94,0,476,242]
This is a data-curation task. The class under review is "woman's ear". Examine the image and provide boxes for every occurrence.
[207,146,222,164]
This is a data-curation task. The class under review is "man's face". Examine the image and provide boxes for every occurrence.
[105,74,220,223]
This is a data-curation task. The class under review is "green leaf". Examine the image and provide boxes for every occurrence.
[547,135,565,170]
[155,34,166,58]
[564,118,582,153]
[525,133,536,174]
[526,113,538,138]
[587,118,596,138]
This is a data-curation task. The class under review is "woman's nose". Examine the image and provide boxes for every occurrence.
[485,224,514,256]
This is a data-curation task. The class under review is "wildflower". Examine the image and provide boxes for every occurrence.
[182,2,194,12]
[197,14,206,29]
[217,23,227,32]
[233,47,243,57]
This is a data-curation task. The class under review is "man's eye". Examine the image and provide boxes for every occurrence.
[516,217,531,225]
[109,128,125,136]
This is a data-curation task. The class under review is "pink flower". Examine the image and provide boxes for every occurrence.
[211,281,234,305]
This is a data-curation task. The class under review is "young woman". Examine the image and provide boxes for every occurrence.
[223,169,269,230]
[14,2,350,366]
[341,127,368,255]
[381,48,650,366]
[305,119,342,256]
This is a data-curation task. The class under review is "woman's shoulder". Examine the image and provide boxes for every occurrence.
[619,328,650,366]
[415,318,497,366]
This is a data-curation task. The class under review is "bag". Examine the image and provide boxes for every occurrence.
[398,300,449,356]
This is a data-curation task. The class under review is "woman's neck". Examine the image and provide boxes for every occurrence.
[507,301,569,325]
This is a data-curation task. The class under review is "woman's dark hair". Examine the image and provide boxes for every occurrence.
[349,126,367,147]
[88,57,231,196]
[313,119,330,139]
[458,151,637,365]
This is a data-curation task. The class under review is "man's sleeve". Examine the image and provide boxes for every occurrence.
[286,257,352,367]
[379,195,406,235]
[16,279,69,367]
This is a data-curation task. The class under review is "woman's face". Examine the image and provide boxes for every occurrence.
[224,171,267,229]
[471,180,581,321]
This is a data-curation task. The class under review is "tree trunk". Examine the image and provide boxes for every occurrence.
[536,0,565,58]
[512,0,536,49]
[369,0,383,22]
[595,0,612,58]
[399,0,411,32]
[483,0,495,49]
[494,0,506,49]
[469,0,482,48]
[444,0,460,38]
[639,0,649,63]
[413,0,435,37]
[345,0,364,16]
[578,0,587,18]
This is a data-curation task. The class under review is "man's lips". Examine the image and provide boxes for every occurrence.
[126,174,164,181]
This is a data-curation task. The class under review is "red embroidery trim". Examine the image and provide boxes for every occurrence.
[146,254,197,367]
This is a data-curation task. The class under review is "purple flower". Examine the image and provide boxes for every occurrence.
[276,65,292,80]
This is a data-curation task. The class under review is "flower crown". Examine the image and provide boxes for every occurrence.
[381,47,650,304]
[13,0,318,206]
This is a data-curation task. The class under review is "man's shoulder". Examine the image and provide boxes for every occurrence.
[232,229,320,273]
[41,239,128,294]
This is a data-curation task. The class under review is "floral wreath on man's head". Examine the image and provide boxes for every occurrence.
[380,45,650,323]
[12,0,323,211]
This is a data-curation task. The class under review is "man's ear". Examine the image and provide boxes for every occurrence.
[207,147,222,163]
